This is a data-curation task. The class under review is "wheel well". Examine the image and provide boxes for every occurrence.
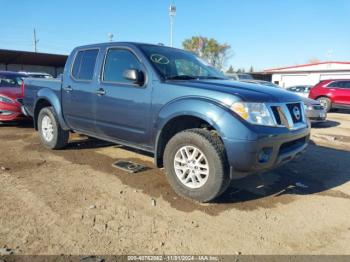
[315,95,331,101]
[155,115,219,167]
[34,99,52,130]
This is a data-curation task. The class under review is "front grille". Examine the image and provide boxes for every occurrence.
[267,102,306,130]
[286,103,303,123]
[270,106,282,125]
[312,105,324,110]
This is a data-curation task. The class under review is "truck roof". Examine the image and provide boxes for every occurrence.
[73,42,185,52]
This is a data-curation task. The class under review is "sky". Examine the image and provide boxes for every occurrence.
[0,0,349,71]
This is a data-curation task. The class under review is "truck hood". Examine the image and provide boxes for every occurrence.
[171,79,302,103]
[0,87,23,99]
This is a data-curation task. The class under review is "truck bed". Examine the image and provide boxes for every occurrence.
[23,78,62,117]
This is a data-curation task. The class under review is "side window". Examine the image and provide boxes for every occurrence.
[103,49,141,84]
[328,81,342,88]
[71,49,99,81]
[343,81,350,89]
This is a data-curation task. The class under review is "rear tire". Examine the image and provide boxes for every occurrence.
[163,128,230,203]
[38,107,69,149]
[317,97,331,112]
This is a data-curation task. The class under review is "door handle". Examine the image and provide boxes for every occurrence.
[63,85,73,92]
[96,88,106,96]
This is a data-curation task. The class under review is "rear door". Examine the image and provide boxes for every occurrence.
[327,81,350,105]
[62,48,99,132]
[94,47,152,145]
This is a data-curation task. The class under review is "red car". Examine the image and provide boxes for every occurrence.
[309,79,350,112]
[0,71,28,122]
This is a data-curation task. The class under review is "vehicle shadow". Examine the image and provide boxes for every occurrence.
[0,120,34,128]
[64,136,114,150]
[332,109,350,114]
[312,120,340,128]
[216,141,350,204]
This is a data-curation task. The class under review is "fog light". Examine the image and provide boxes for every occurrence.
[258,147,273,163]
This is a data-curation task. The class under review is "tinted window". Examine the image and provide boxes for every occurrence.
[103,49,141,83]
[72,49,98,80]
[342,81,350,88]
[328,81,347,88]
[0,75,26,88]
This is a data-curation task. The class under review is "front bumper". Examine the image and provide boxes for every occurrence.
[223,125,310,179]
[306,108,327,123]
[0,103,26,122]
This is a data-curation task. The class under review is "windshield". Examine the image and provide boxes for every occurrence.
[0,75,25,88]
[139,45,227,80]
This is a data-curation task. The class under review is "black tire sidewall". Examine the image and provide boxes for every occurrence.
[164,130,227,202]
[38,107,59,149]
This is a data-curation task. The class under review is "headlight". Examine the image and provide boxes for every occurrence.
[0,96,14,104]
[231,102,275,126]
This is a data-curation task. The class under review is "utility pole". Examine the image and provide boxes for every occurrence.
[33,29,39,52]
[169,4,176,47]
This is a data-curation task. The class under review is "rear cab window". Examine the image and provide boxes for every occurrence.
[71,49,99,81]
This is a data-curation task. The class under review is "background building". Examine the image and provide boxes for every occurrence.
[0,49,68,77]
[264,61,350,88]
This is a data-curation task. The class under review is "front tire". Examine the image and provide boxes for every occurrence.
[38,107,69,149]
[163,129,230,202]
[317,97,332,112]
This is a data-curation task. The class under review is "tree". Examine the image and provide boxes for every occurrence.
[182,36,232,71]
[249,66,254,73]
[226,65,235,74]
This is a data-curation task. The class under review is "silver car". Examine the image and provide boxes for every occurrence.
[287,85,312,98]
[302,97,327,124]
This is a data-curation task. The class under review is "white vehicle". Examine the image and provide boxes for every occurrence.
[286,85,312,98]
[19,71,54,79]
[226,73,254,81]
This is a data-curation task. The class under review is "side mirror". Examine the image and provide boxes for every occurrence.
[123,69,144,86]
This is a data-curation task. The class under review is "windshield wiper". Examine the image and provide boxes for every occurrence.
[198,76,227,80]
[165,75,198,80]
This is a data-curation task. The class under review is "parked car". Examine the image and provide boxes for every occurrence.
[20,71,54,79]
[0,71,28,122]
[309,79,350,112]
[287,85,312,98]
[23,42,310,202]
[302,97,327,123]
[245,80,326,123]
[226,73,254,81]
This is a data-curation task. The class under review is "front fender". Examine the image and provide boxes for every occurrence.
[34,88,69,130]
[154,97,229,142]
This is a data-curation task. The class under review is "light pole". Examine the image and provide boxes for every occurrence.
[169,4,176,47]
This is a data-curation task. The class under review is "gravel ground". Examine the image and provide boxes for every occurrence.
[0,112,349,255]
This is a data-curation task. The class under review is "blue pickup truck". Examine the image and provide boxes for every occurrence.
[23,42,310,202]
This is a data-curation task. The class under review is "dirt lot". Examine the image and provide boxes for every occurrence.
[0,112,350,255]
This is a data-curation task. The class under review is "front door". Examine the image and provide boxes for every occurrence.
[94,48,152,146]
